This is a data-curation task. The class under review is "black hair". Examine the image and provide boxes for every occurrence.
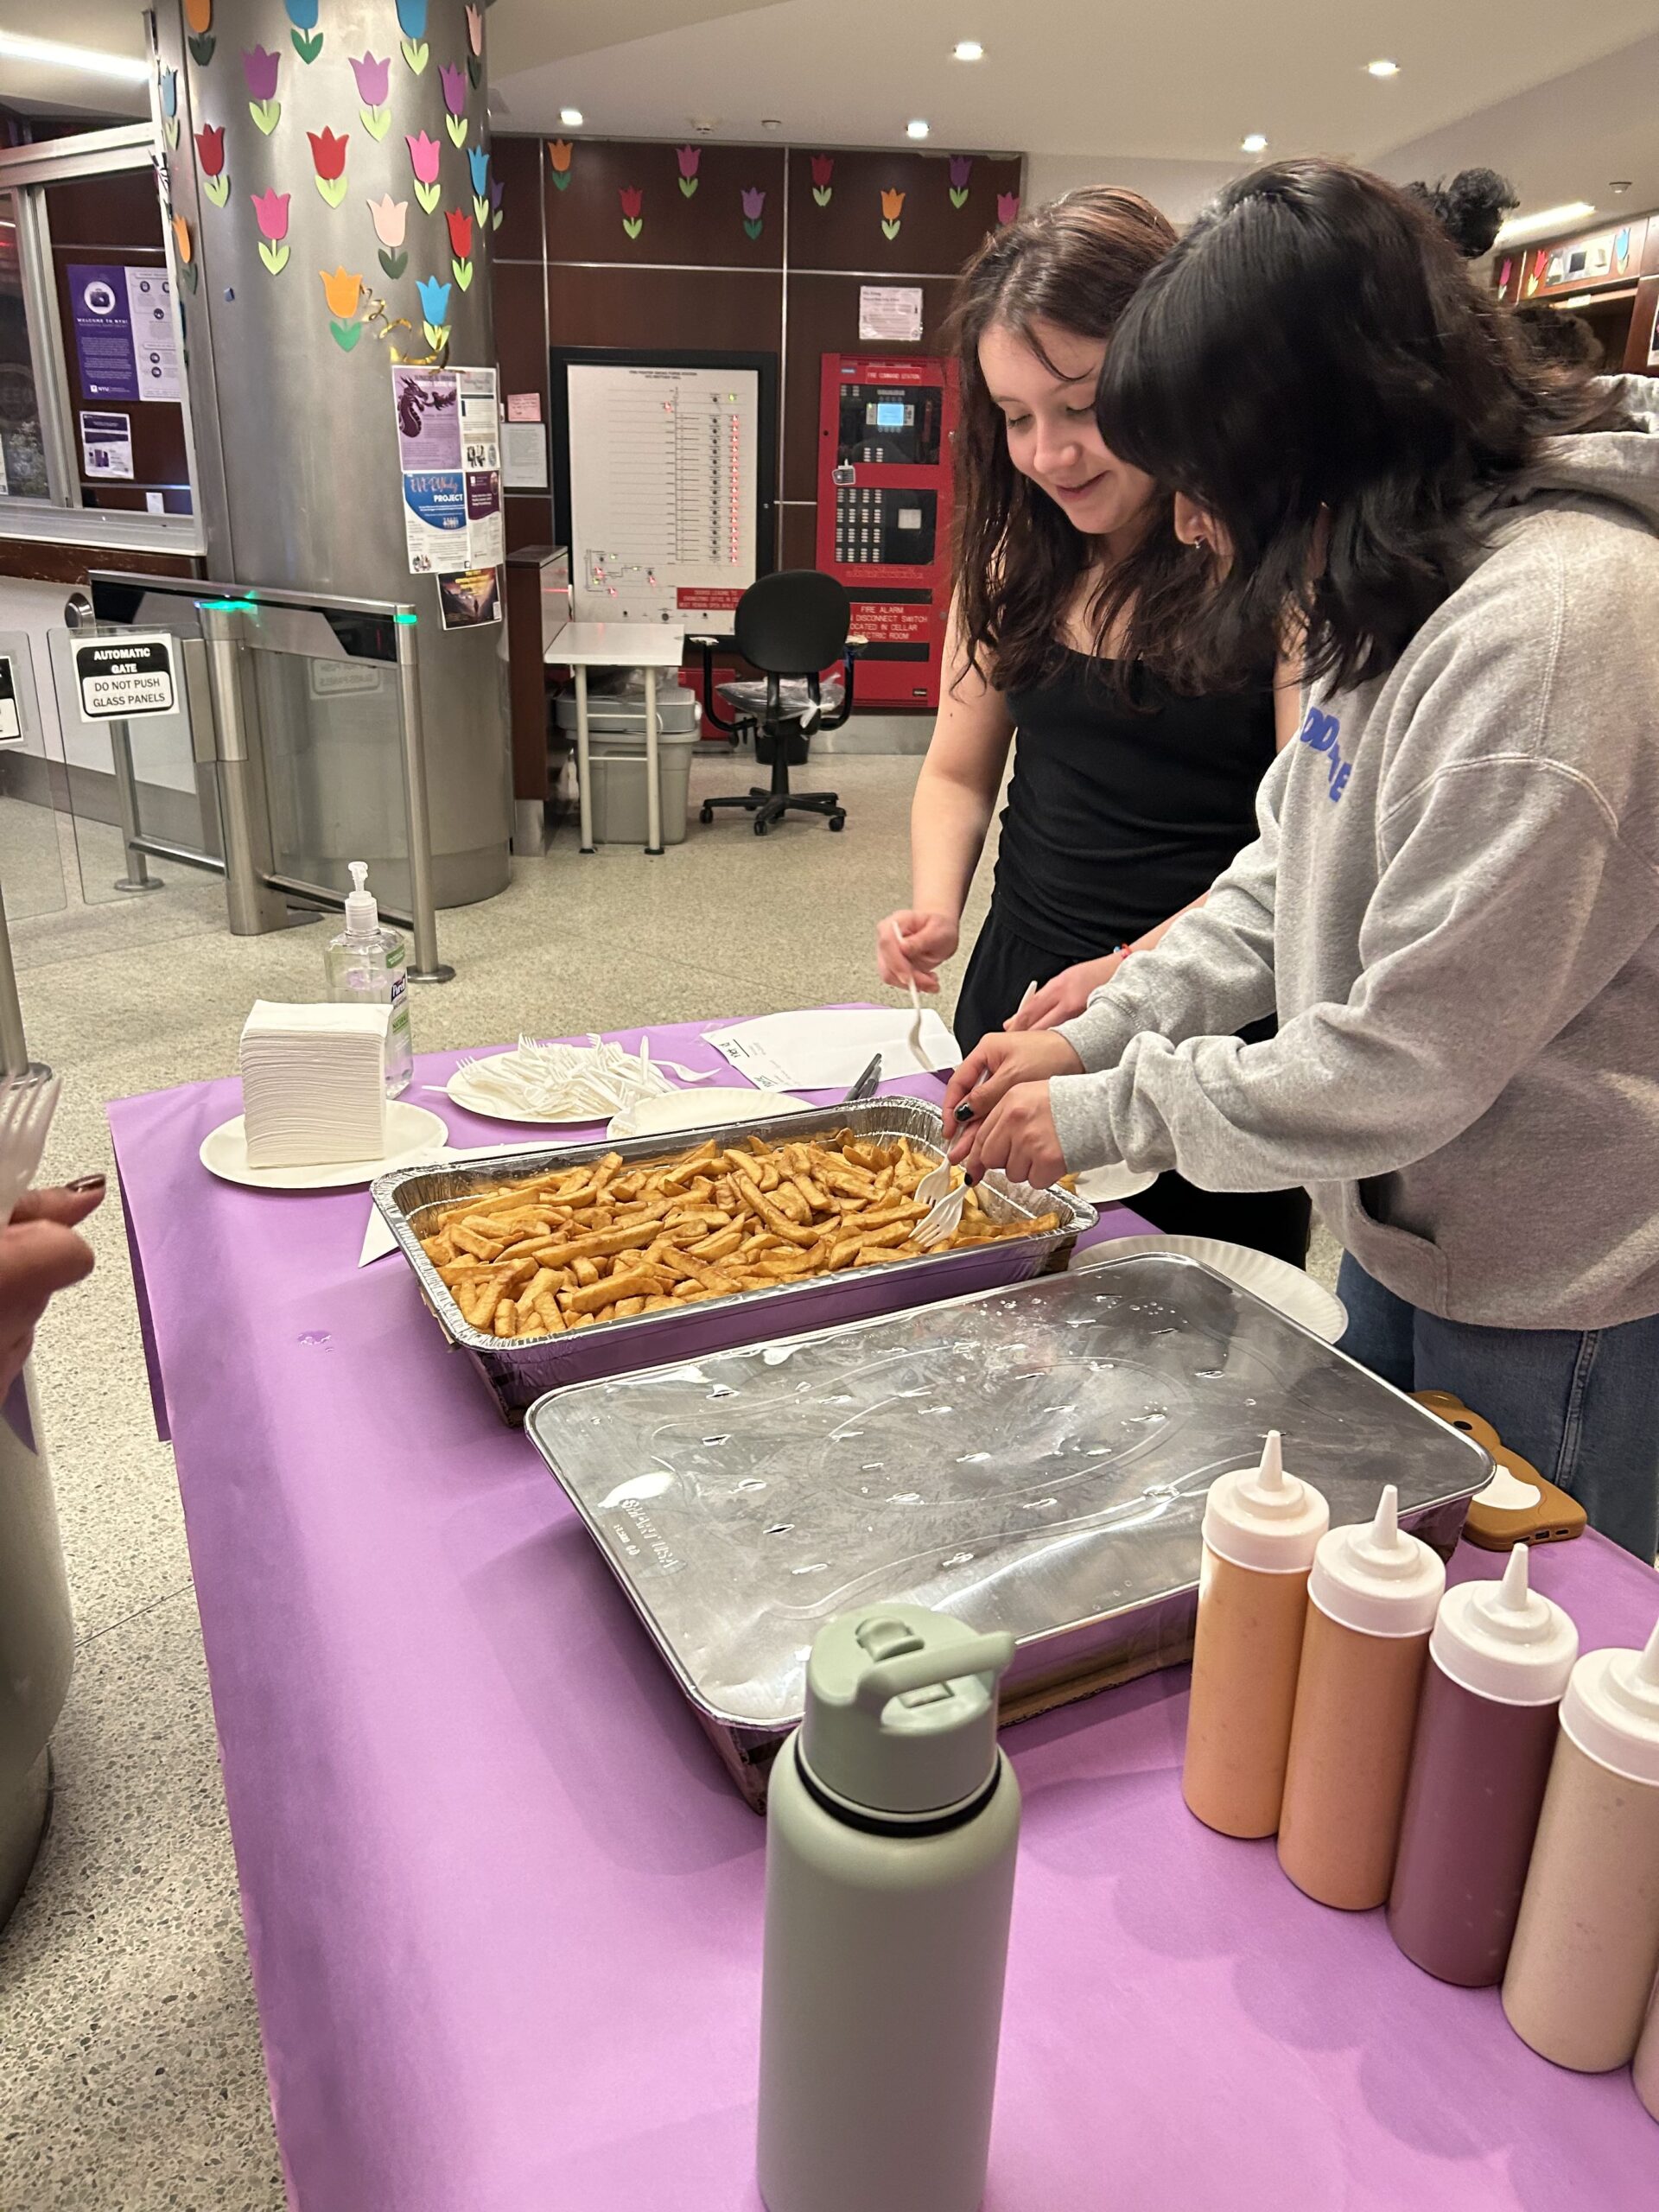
[1403,168,1517,259]
[1511,301,1605,372]
[1094,158,1618,695]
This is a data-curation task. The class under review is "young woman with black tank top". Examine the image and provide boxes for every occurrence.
[875,188,1308,1265]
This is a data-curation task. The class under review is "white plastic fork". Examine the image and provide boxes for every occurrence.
[914,1154,969,1249]
[0,1067,60,1228]
[893,927,927,1071]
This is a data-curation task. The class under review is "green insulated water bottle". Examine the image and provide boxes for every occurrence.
[756,1607,1020,2212]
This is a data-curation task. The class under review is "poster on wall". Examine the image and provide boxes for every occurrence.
[67,264,181,402]
[437,568,501,629]
[79,410,133,480]
[391,365,503,574]
[858,285,924,343]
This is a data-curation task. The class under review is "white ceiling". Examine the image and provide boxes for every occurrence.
[5,0,1658,230]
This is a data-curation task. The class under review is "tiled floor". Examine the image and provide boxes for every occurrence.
[0,757,1339,2207]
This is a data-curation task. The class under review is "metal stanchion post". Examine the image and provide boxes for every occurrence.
[0,882,31,1080]
[107,719,161,893]
[199,604,289,937]
[393,609,454,984]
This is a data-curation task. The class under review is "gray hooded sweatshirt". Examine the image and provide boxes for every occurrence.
[1052,377,1659,1330]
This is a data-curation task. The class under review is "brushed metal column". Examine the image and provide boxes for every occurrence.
[155,0,511,906]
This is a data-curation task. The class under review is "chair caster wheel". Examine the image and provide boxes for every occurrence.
[828,813,846,831]
[753,816,770,836]
[699,805,714,824]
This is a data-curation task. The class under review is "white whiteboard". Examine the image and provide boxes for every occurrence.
[565,361,760,626]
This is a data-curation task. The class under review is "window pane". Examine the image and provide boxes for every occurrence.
[0,190,50,500]
[44,171,193,517]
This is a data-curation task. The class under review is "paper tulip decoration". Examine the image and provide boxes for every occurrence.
[447,207,474,289]
[416,274,452,351]
[741,186,765,240]
[251,188,290,276]
[810,153,833,207]
[677,146,700,198]
[243,45,281,135]
[997,191,1020,226]
[195,124,229,207]
[308,127,349,207]
[283,0,321,65]
[396,0,429,74]
[548,139,573,190]
[949,156,972,209]
[351,52,391,139]
[320,266,364,348]
[159,67,180,147]
[440,62,468,147]
[465,4,483,84]
[468,143,490,228]
[172,214,198,292]
[620,185,643,240]
[407,131,442,213]
[185,0,213,67]
[880,188,904,241]
[490,175,504,232]
[368,194,408,278]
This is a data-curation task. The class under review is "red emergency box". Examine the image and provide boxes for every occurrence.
[815,352,957,709]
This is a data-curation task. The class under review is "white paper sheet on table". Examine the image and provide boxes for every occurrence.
[705,1007,959,1091]
[359,1143,537,1265]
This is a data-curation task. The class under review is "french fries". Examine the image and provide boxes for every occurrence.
[416,1135,1058,1341]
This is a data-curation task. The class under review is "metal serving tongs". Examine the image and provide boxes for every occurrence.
[841,1053,883,1105]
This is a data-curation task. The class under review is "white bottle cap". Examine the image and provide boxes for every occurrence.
[1560,1614,1659,1787]
[1430,1544,1579,1705]
[1307,1484,1445,1637]
[1201,1432,1329,1574]
[343,860,378,936]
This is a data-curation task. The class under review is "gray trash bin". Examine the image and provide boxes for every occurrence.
[553,688,703,847]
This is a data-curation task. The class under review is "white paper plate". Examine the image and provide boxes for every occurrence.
[1072,1161,1159,1205]
[1075,1232,1348,1344]
[608,1087,810,1141]
[200,1102,449,1192]
[444,1058,594,1124]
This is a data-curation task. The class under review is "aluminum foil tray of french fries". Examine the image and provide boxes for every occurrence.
[372,1097,1095,1422]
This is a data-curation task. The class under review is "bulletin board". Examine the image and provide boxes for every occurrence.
[550,347,778,626]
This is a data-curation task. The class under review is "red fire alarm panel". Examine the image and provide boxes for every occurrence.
[815,352,957,709]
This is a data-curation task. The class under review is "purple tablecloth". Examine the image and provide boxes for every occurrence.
[109,1024,1659,2212]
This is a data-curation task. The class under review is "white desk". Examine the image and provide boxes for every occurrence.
[543,620,687,856]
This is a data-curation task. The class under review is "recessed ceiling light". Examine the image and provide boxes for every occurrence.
[760,117,783,130]
[1611,180,1633,195]
[906,118,931,140]
[953,40,985,61]
[1494,200,1596,245]
[0,30,147,81]
[1366,59,1400,77]
[1241,133,1268,154]
[558,106,584,128]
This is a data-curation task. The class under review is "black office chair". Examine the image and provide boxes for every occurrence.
[694,570,858,836]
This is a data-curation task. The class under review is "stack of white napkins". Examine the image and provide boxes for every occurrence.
[240,1001,391,1169]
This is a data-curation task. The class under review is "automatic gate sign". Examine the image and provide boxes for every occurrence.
[74,634,176,721]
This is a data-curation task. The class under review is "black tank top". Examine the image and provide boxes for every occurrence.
[994,650,1277,959]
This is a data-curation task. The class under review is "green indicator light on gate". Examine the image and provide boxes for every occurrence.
[393,611,417,626]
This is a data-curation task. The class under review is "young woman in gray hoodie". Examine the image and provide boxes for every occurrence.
[944,159,1659,1559]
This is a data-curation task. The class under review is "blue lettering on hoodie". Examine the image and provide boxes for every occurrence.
[1298,704,1351,801]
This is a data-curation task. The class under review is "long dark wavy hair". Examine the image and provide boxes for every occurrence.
[947,188,1204,697]
[1095,159,1622,695]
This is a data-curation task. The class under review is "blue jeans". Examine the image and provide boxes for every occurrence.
[1337,1255,1659,1563]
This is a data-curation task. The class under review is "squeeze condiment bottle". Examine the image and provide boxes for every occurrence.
[1276,1484,1444,1910]
[1632,1955,1659,2122]
[1388,1545,1578,1986]
[1183,1433,1329,1839]
[1503,1613,1659,2071]
[757,1607,1020,2212]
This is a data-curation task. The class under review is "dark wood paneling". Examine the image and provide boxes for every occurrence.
[504,559,548,799]
[779,505,817,569]
[780,272,960,502]
[493,256,546,416]
[785,148,1020,276]
[490,132,543,265]
[545,264,781,355]
[0,539,195,583]
[543,139,785,270]
[41,170,168,251]
[503,493,552,554]
[1625,275,1659,372]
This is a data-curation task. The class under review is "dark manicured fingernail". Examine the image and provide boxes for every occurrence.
[67,1174,105,1194]
[953,1102,975,1123]
[965,1170,979,1186]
